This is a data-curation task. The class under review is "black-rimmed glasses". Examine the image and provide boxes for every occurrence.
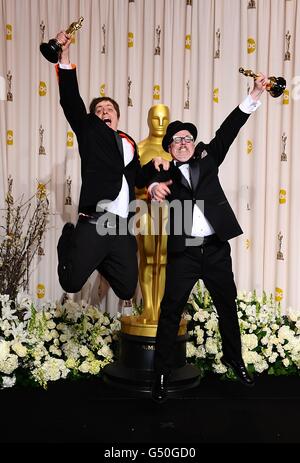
[172,135,194,144]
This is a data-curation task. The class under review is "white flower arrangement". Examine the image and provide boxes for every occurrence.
[0,293,120,389]
[1,283,300,389]
[185,282,300,380]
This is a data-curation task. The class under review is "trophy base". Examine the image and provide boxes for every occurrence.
[268,77,286,98]
[40,40,61,63]
[102,332,201,393]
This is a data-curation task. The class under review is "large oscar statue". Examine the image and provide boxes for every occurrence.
[138,104,172,322]
[122,104,172,335]
[137,104,171,322]
[103,105,200,393]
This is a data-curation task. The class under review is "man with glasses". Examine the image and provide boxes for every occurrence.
[150,74,268,403]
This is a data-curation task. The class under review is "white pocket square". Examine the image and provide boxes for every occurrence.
[201,150,208,159]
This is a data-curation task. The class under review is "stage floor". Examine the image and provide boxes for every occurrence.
[1,374,300,444]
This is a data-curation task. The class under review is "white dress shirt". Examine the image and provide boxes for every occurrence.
[100,137,133,218]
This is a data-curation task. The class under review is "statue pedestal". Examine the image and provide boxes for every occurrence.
[103,316,201,393]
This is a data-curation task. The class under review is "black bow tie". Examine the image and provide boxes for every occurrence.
[175,158,194,167]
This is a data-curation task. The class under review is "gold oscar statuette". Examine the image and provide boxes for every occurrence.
[121,104,187,338]
[39,124,46,155]
[65,176,72,205]
[281,133,287,162]
[214,28,220,59]
[154,25,161,56]
[128,77,133,107]
[6,70,13,102]
[184,80,190,109]
[277,232,284,260]
[239,67,286,98]
[284,31,291,61]
[40,17,84,63]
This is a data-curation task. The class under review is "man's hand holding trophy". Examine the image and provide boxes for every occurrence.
[239,67,286,98]
[40,17,84,63]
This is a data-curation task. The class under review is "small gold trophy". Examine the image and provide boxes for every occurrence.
[214,28,220,59]
[65,176,72,205]
[281,133,287,161]
[184,80,190,109]
[277,232,284,260]
[154,25,161,56]
[39,124,46,155]
[239,67,286,98]
[101,24,106,54]
[6,70,13,102]
[247,0,256,8]
[40,20,45,44]
[284,31,291,61]
[40,17,84,63]
[128,77,133,107]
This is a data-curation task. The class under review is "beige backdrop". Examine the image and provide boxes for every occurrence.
[1,0,299,314]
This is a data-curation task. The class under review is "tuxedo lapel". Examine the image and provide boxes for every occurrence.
[180,173,191,191]
[114,131,125,160]
[189,160,200,192]
[171,162,191,191]
[173,160,200,192]
[89,115,123,164]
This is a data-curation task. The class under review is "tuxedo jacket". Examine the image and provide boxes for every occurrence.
[58,67,156,214]
[155,107,251,253]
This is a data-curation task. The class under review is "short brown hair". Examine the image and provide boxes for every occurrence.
[89,97,120,119]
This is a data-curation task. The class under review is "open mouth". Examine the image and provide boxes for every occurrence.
[103,117,112,126]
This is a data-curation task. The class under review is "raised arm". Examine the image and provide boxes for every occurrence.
[206,73,267,166]
[55,31,87,134]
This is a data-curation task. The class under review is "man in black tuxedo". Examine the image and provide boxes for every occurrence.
[55,31,167,300]
[150,74,268,403]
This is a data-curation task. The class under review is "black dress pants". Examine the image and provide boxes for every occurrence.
[57,219,138,299]
[154,238,242,373]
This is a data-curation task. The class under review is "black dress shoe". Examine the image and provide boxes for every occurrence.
[151,373,169,404]
[222,357,255,387]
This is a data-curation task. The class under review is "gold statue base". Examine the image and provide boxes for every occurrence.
[103,317,200,392]
[121,315,187,337]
